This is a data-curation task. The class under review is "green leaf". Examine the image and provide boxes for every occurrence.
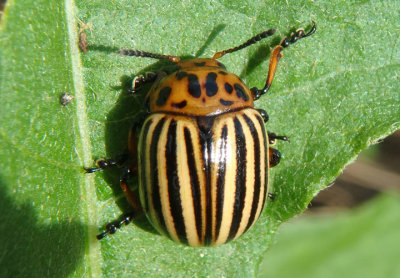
[258,193,400,278]
[0,0,398,277]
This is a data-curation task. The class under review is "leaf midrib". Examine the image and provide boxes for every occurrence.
[65,0,102,276]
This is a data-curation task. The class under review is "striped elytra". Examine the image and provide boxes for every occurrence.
[89,23,316,245]
[138,108,268,246]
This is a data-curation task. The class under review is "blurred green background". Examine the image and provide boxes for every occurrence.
[259,131,400,277]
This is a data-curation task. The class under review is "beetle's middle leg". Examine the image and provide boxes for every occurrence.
[251,22,316,100]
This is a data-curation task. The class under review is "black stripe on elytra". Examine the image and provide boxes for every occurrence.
[156,87,172,106]
[219,71,228,75]
[214,125,228,241]
[205,72,218,97]
[166,120,188,244]
[176,71,188,80]
[184,127,203,241]
[139,119,153,213]
[150,117,168,232]
[234,83,249,101]
[200,126,213,246]
[171,100,187,109]
[242,113,262,232]
[225,83,233,94]
[188,74,201,98]
[194,61,206,67]
[255,114,268,214]
[220,99,233,106]
[228,117,247,241]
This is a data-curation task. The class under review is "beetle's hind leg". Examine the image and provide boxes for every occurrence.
[251,22,316,100]
[96,212,135,240]
[96,167,143,240]
[85,123,144,239]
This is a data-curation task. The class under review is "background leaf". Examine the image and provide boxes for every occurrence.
[258,193,400,278]
[0,0,398,277]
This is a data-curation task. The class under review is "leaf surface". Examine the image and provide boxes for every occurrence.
[0,0,399,277]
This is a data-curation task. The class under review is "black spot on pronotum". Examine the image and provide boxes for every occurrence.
[156,87,172,106]
[234,83,249,101]
[194,62,206,67]
[205,72,218,97]
[224,83,233,94]
[216,61,226,69]
[188,74,201,98]
[219,71,228,75]
[176,71,188,80]
[220,99,233,106]
[171,100,187,108]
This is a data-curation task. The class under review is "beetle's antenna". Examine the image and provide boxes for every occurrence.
[118,49,181,63]
[212,28,276,59]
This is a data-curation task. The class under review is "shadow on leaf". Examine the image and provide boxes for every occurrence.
[0,179,85,277]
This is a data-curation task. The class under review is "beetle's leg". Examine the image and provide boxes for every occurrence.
[84,119,144,173]
[84,154,129,173]
[269,147,281,167]
[120,168,142,213]
[268,193,275,200]
[268,132,289,145]
[93,166,142,240]
[95,123,144,240]
[257,108,269,123]
[121,125,143,212]
[96,212,135,240]
[251,22,316,100]
[128,72,157,95]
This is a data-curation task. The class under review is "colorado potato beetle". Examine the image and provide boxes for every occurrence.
[86,22,316,246]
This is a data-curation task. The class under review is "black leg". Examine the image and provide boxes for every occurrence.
[84,154,129,173]
[269,147,281,167]
[257,108,269,123]
[268,132,289,145]
[96,212,135,240]
[96,168,143,240]
[268,193,275,200]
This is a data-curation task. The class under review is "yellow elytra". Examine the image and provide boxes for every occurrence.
[86,22,316,246]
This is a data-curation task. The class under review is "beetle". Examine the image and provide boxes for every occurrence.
[85,22,316,246]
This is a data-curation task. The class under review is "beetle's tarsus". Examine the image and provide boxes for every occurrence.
[97,213,134,240]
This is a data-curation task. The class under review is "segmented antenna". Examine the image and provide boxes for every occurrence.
[117,49,180,63]
[212,28,276,59]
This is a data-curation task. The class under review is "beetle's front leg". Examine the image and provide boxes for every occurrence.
[251,22,316,100]
[128,72,158,95]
